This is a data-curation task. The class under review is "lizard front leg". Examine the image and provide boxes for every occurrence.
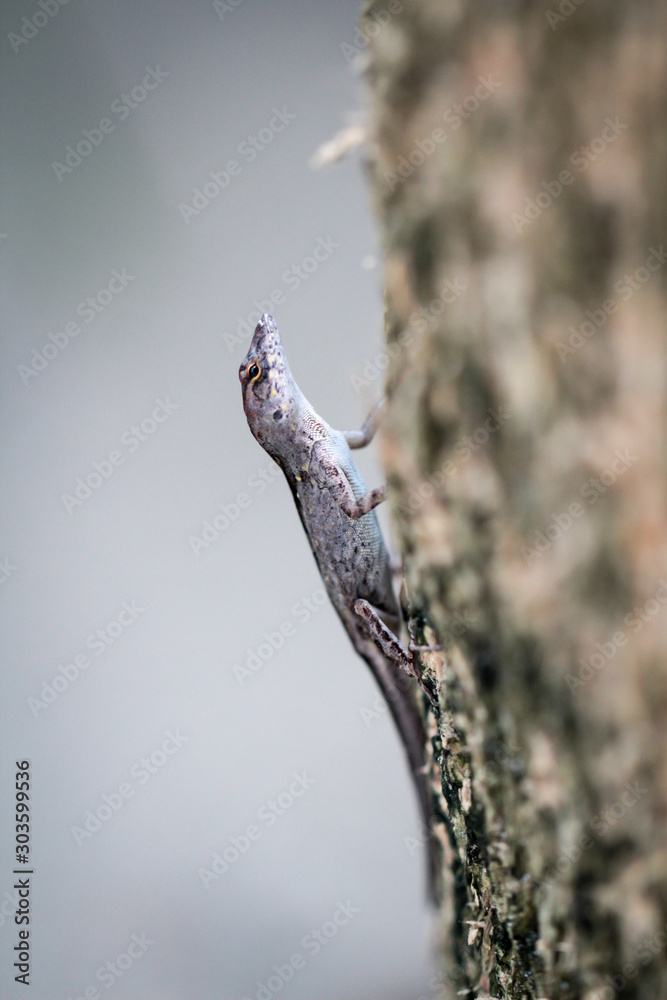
[309,442,386,519]
[343,397,385,449]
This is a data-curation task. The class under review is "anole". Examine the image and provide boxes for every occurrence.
[239,313,439,899]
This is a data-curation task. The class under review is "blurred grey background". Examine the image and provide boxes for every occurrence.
[0,2,435,998]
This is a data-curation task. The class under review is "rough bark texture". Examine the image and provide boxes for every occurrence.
[360,1,667,997]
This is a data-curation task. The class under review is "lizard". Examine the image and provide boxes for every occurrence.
[239,313,440,901]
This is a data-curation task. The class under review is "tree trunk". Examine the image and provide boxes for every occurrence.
[360,1,667,997]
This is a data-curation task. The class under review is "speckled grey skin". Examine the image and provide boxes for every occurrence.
[240,314,437,899]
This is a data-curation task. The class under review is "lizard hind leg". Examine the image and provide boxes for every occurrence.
[354,599,438,707]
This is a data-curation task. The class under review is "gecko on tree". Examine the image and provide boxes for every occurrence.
[239,313,440,900]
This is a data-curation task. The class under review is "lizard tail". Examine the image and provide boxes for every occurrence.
[358,638,441,904]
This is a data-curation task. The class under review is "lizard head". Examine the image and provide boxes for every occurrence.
[239,314,297,445]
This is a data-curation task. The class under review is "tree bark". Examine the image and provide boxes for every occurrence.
[360,1,667,997]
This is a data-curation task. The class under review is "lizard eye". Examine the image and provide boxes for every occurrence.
[247,362,261,382]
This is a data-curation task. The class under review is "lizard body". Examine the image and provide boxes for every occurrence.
[239,314,437,899]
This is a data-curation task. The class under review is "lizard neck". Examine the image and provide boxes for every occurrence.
[254,377,328,471]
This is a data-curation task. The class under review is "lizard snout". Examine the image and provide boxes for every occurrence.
[255,312,276,335]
